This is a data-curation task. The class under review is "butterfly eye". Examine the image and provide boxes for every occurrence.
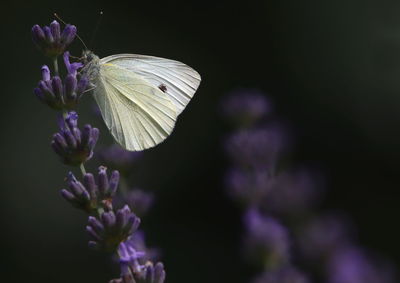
[158,84,167,93]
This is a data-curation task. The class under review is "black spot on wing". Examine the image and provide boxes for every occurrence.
[158,84,167,93]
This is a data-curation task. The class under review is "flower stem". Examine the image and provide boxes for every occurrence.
[53,57,59,76]
[80,163,87,175]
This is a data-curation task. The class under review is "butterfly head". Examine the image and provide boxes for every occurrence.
[81,50,100,81]
[82,50,99,64]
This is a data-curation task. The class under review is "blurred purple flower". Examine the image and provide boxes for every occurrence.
[243,208,290,269]
[252,266,310,283]
[298,214,354,262]
[98,144,142,174]
[51,111,99,165]
[327,246,396,283]
[126,231,160,264]
[221,89,272,127]
[261,168,323,216]
[225,167,272,206]
[32,20,76,57]
[224,125,287,169]
[114,189,154,217]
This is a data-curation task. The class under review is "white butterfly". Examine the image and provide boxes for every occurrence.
[82,52,201,151]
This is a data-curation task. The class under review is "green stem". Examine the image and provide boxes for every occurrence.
[53,57,59,76]
[97,206,104,217]
[80,163,87,175]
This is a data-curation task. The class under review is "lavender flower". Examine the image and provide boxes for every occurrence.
[51,111,99,165]
[261,168,322,216]
[225,167,272,205]
[243,208,290,269]
[61,167,120,213]
[298,214,354,262]
[110,242,166,283]
[327,246,396,283]
[34,54,88,110]
[114,189,154,217]
[222,89,271,127]
[125,231,160,263]
[252,267,310,283]
[87,205,140,251]
[32,20,76,57]
[224,125,286,169]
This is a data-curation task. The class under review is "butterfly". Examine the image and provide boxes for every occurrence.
[82,51,201,151]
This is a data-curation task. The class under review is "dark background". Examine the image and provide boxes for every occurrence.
[1,0,400,282]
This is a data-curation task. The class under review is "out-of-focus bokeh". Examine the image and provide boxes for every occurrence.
[1,0,400,282]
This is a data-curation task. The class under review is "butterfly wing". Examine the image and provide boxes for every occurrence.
[94,62,178,151]
[99,54,201,114]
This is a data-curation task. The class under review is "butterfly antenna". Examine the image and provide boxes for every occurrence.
[89,11,104,50]
[54,13,89,50]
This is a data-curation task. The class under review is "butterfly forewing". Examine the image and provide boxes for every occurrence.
[94,62,178,151]
[99,54,201,114]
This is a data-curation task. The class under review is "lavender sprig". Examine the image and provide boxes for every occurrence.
[32,20,166,283]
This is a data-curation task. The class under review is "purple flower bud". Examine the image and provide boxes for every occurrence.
[60,189,75,202]
[98,166,110,195]
[83,173,97,200]
[50,20,61,42]
[60,24,77,46]
[138,262,166,283]
[102,211,116,229]
[41,65,51,81]
[34,87,45,101]
[64,74,77,100]
[88,216,104,232]
[32,25,45,47]
[43,26,54,44]
[109,171,120,195]
[86,225,102,241]
[31,21,76,57]
[63,128,77,149]
[63,51,83,75]
[51,76,63,102]
[116,205,130,231]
